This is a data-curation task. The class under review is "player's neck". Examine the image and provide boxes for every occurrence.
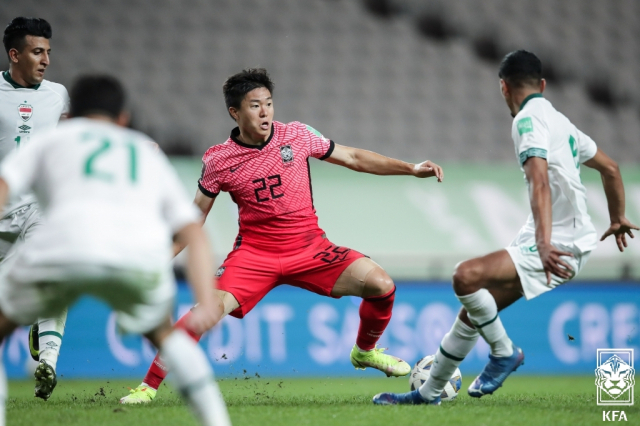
[7,66,38,88]
[510,90,542,115]
[236,129,268,146]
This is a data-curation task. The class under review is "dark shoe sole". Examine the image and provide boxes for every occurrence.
[34,361,57,401]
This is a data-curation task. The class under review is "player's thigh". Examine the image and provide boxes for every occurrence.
[453,249,521,296]
[330,257,394,298]
[215,247,280,318]
[0,260,75,325]
[108,269,176,335]
[214,289,240,316]
[282,237,366,298]
[506,242,587,301]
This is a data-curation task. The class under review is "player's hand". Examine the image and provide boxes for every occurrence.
[537,242,574,285]
[185,297,224,335]
[413,160,443,182]
[600,218,639,252]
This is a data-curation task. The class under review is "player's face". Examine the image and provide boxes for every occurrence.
[236,87,274,142]
[499,79,516,117]
[12,36,51,85]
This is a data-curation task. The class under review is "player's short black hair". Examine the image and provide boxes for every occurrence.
[3,17,52,57]
[223,68,274,119]
[70,75,125,119]
[498,50,542,88]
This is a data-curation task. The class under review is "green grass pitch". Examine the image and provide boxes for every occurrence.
[7,375,636,426]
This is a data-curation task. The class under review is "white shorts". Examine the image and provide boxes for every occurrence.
[0,252,175,335]
[505,239,590,300]
[0,203,40,263]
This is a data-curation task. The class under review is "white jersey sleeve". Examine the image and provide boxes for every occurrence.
[61,87,70,118]
[512,109,550,166]
[50,82,70,119]
[0,133,47,197]
[157,153,200,234]
[575,128,598,164]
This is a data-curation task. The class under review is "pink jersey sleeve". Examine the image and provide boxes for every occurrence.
[300,123,335,160]
[197,152,221,197]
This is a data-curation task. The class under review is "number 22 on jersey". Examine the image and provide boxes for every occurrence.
[82,133,137,183]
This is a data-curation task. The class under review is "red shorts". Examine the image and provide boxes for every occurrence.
[216,235,365,318]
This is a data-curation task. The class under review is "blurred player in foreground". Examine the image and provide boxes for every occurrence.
[373,50,638,405]
[120,68,443,403]
[0,75,231,426]
[1,17,70,400]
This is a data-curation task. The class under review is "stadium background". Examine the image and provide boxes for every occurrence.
[1,0,639,379]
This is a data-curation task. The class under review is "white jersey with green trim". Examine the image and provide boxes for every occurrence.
[0,118,199,270]
[511,94,598,253]
[0,71,69,215]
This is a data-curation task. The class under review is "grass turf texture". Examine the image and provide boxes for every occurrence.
[7,376,636,426]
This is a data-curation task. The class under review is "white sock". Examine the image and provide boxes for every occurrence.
[38,309,68,370]
[457,289,513,357]
[160,330,231,426]
[0,352,6,426]
[418,318,479,401]
[356,345,370,353]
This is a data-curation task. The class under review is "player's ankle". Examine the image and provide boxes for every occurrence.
[39,350,59,369]
[355,344,373,353]
[490,338,514,357]
[141,382,157,391]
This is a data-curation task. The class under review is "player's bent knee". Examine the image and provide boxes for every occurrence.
[452,261,482,296]
[364,268,395,298]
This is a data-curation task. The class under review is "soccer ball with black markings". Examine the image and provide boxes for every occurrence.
[409,355,462,401]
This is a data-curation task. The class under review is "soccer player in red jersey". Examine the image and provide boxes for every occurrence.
[121,69,443,403]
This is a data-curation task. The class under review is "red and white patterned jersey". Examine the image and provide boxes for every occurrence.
[198,121,335,251]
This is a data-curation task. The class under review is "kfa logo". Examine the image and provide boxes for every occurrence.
[602,411,627,421]
[280,145,294,166]
[596,349,635,406]
[18,103,33,122]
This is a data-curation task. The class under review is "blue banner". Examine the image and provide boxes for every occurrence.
[3,282,639,378]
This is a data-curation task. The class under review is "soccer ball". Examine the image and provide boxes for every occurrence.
[409,354,462,401]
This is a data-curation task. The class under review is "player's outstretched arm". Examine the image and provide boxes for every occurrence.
[172,189,216,257]
[325,144,443,181]
[523,157,574,284]
[173,222,224,334]
[583,148,639,251]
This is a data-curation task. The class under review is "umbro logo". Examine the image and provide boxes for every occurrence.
[230,165,242,173]
[18,124,31,132]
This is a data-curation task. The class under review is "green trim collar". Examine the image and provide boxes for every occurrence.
[519,93,543,111]
[2,71,41,90]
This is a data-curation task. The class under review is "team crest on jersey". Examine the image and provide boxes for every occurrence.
[215,267,226,277]
[280,145,294,166]
[18,103,33,122]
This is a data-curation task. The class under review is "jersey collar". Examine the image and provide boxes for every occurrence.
[2,71,41,90]
[230,124,274,150]
[519,93,543,111]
